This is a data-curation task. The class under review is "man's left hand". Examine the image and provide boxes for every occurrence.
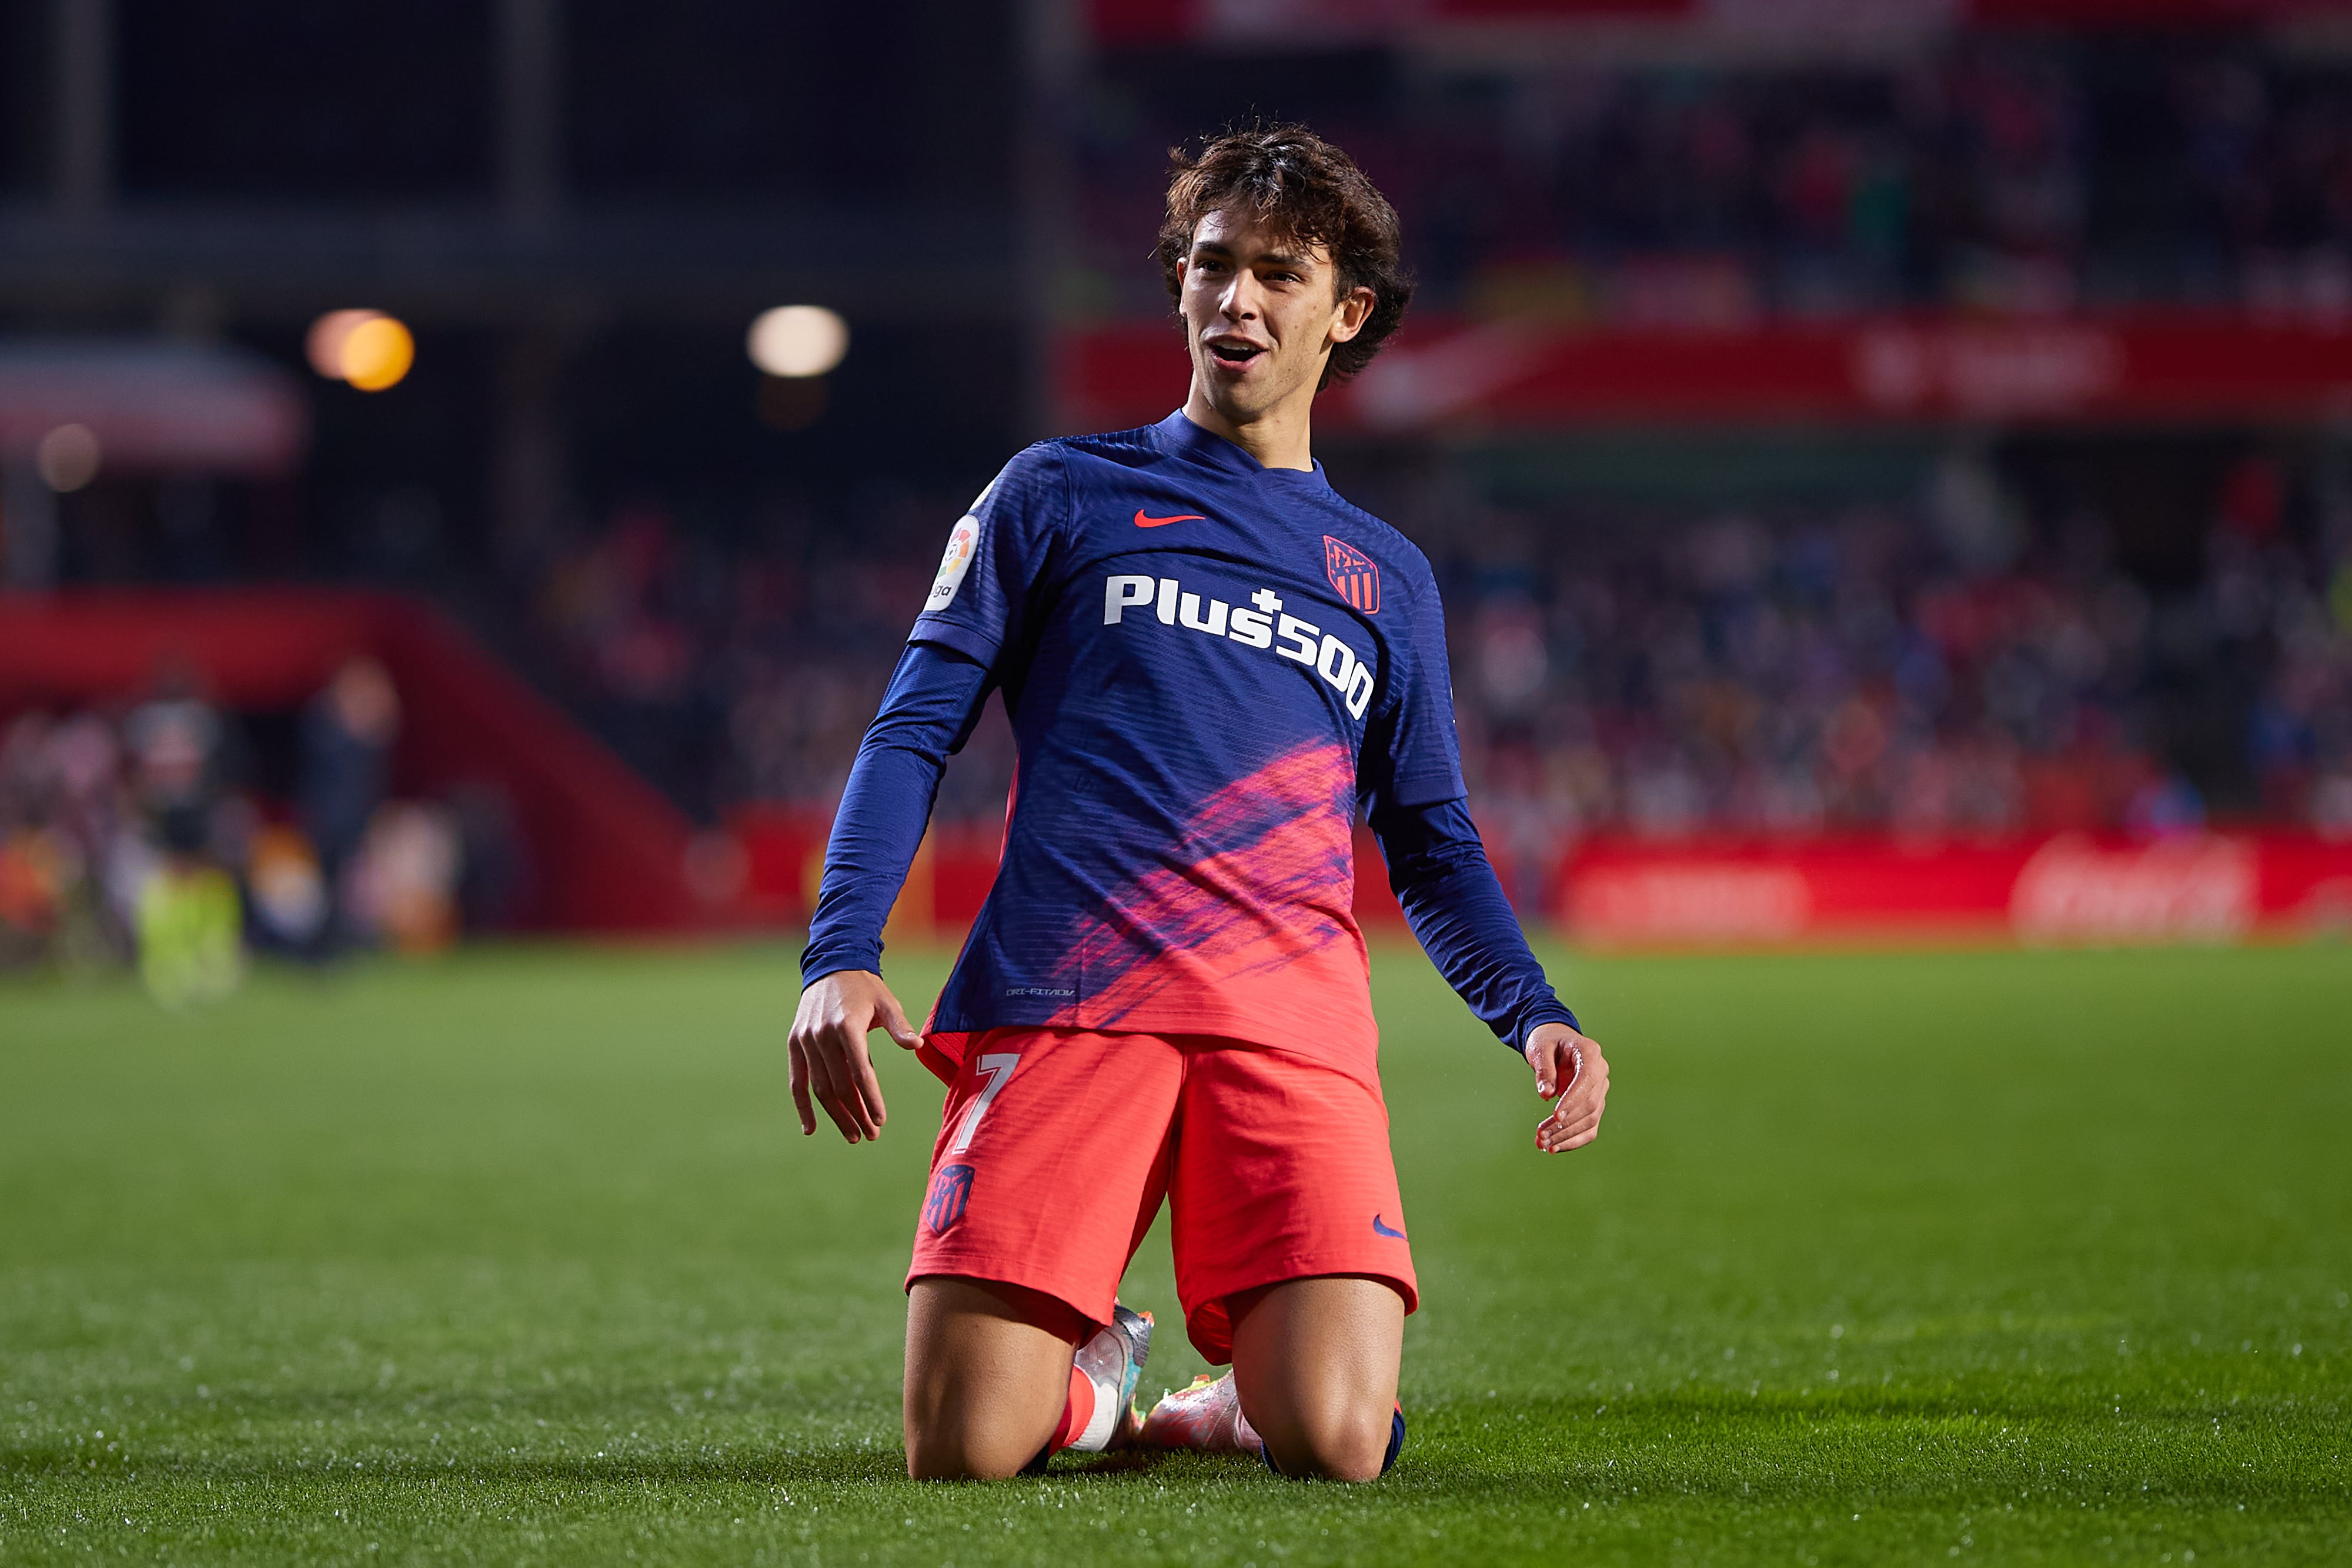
[1525,1022,1608,1155]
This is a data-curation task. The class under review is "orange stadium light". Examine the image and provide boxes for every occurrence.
[305,309,415,392]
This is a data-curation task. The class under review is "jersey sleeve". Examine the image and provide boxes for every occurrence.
[907,443,1068,668]
[1370,794,1579,1050]
[1361,552,1468,809]
[800,643,994,984]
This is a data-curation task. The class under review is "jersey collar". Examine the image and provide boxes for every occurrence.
[1154,409,1331,490]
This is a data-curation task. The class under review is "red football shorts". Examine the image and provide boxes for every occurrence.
[907,1027,1418,1362]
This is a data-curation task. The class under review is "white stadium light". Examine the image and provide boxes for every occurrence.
[747,305,849,379]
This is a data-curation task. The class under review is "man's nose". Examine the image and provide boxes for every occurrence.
[1218,272,1261,320]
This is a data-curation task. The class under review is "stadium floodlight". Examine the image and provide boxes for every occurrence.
[35,423,101,492]
[747,305,848,378]
[305,309,415,392]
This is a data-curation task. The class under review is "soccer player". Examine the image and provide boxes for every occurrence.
[789,123,1609,1482]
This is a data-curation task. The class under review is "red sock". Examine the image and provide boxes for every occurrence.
[1045,1364,1094,1455]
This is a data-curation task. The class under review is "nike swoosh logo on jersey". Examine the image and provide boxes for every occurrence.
[1372,1214,1406,1239]
[1134,510,1206,527]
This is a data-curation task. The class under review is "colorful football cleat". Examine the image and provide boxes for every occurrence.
[1140,1369,1262,1454]
[1144,1372,1408,1476]
[1068,1303,1152,1452]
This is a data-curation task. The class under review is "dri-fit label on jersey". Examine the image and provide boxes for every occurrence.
[906,411,1466,1076]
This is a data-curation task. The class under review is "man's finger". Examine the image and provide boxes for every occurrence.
[1545,1104,1601,1141]
[847,1037,890,1135]
[1546,1094,1602,1142]
[804,1036,868,1143]
[814,1069,866,1142]
[788,1038,817,1136]
[1535,1090,1603,1151]
[1535,1114,1600,1153]
[823,1024,884,1139]
[1526,1033,1586,1099]
[1554,1075,1603,1119]
[1552,1040,1585,1095]
[879,994,923,1053]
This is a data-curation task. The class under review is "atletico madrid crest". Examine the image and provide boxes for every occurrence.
[1323,535,1380,614]
[924,1164,975,1235]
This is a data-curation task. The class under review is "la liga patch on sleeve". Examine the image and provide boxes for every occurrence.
[926,513,980,612]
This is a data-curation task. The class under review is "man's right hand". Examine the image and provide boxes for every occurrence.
[788,969,923,1144]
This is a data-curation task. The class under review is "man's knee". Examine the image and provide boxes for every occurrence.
[902,1277,1080,1482]
[904,1415,1037,1482]
[1227,1275,1406,1482]
[1259,1398,1394,1482]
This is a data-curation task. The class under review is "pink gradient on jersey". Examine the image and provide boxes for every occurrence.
[1054,741,1381,1071]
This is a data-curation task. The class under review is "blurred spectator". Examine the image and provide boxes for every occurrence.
[122,663,232,863]
[346,803,462,955]
[135,797,243,1008]
[298,657,402,955]
[0,711,141,971]
[245,825,329,952]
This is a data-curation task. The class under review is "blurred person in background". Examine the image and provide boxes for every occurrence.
[123,661,230,848]
[0,714,68,969]
[12,711,140,972]
[135,791,243,1009]
[298,657,402,957]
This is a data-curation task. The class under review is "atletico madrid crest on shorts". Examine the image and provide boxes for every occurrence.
[924,1164,975,1235]
[1323,535,1380,614]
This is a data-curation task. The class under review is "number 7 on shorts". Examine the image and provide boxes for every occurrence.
[947,1052,1020,1156]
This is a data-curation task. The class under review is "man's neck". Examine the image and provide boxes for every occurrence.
[1181,384,1316,472]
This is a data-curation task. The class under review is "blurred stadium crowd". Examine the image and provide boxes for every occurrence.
[1414,459,2352,874]
[509,449,2352,860]
[1076,39,2352,323]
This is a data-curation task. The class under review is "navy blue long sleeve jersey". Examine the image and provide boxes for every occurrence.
[803,414,1577,1075]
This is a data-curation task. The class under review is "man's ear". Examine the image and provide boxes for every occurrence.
[1327,284,1377,346]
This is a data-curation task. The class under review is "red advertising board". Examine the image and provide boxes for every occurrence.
[1561,833,2352,946]
[729,806,2352,950]
[1059,314,2352,434]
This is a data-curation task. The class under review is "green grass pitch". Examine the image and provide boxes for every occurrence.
[2,938,2348,1564]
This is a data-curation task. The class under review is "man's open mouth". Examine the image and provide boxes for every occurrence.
[1207,340,1264,365]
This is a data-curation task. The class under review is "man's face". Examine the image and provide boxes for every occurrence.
[1177,205,1373,426]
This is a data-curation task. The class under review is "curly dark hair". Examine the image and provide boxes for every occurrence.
[1157,123,1414,389]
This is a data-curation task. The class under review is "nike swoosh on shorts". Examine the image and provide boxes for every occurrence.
[1372,1214,1406,1239]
